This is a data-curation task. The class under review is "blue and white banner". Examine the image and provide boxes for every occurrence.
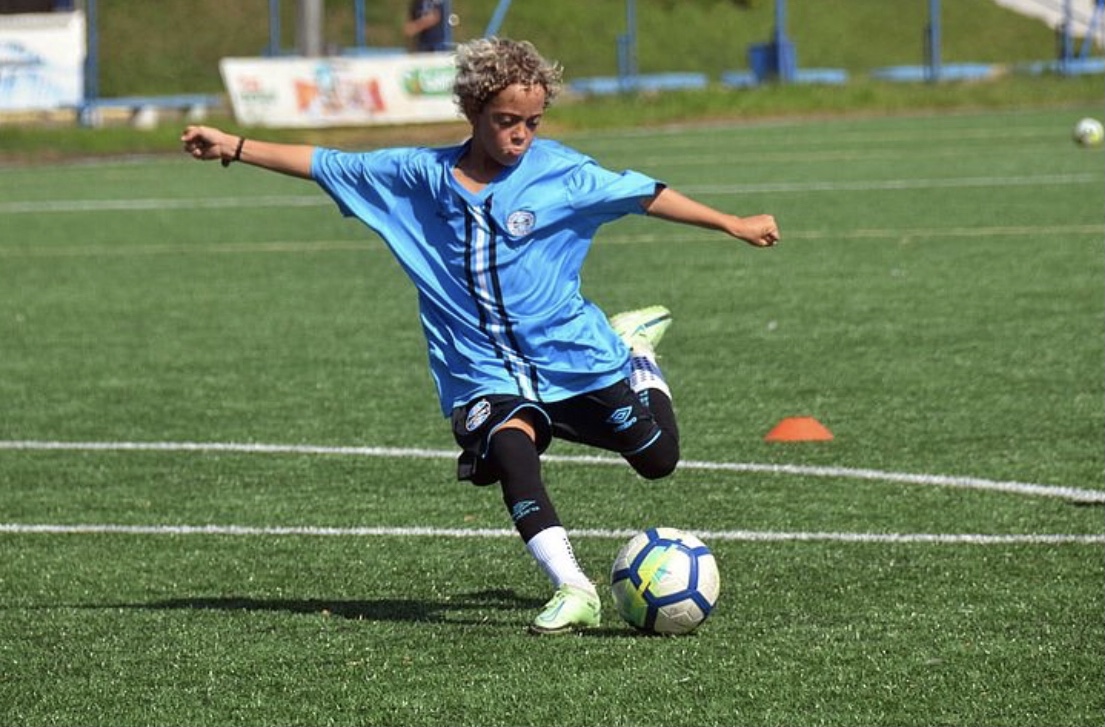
[0,11,84,111]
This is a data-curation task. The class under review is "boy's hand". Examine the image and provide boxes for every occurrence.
[733,214,780,247]
[181,125,233,163]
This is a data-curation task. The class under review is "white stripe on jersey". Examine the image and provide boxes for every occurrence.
[468,203,537,400]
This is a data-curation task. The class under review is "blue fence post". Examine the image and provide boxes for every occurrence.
[925,0,942,82]
[1058,0,1074,71]
[443,0,454,48]
[1079,0,1105,59]
[620,0,638,83]
[771,0,795,82]
[268,0,281,55]
[484,0,513,36]
[84,0,98,100]
[353,0,365,49]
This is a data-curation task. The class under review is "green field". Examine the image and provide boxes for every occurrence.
[1,106,1103,726]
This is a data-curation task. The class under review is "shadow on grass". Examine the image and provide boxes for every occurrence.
[88,588,644,636]
[114,588,542,625]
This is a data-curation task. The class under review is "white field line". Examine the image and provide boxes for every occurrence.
[680,173,1100,195]
[0,172,1098,216]
[626,142,1081,167]
[0,239,376,258]
[1,439,1102,503]
[1,224,1099,259]
[0,195,329,215]
[0,521,1100,544]
[572,122,1070,145]
[599,224,1103,246]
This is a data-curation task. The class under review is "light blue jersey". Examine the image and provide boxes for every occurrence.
[311,138,662,415]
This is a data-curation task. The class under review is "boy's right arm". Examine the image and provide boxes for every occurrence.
[181,125,315,180]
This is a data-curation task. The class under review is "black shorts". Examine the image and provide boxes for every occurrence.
[451,380,662,485]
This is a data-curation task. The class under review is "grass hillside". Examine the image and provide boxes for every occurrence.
[1,0,1100,163]
[97,0,1069,96]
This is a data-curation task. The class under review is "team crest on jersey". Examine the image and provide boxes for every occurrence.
[506,210,536,236]
[465,399,492,431]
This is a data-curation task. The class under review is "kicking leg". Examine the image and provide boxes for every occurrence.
[610,305,681,479]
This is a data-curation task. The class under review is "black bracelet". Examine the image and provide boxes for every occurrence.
[221,136,246,168]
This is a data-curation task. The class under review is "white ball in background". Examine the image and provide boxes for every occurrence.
[1072,117,1104,147]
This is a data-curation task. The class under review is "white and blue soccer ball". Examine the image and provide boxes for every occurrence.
[1072,117,1104,147]
[610,527,720,635]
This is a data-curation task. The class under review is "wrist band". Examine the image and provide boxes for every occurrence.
[221,136,246,168]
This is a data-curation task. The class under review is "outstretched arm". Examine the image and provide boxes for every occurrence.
[181,125,315,180]
[642,186,780,248]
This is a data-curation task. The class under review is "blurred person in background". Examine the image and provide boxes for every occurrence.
[404,0,452,52]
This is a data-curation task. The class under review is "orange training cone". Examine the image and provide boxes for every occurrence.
[764,416,834,442]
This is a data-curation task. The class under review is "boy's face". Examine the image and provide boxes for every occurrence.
[471,83,546,168]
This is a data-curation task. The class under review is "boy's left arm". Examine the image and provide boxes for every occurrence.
[642,186,779,248]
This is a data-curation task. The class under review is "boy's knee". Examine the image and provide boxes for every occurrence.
[627,436,680,480]
[635,455,679,480]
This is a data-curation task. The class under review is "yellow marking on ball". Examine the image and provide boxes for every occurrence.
[633,544,675,597]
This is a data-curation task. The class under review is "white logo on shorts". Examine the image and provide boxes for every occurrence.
[506,210,535,236]
[465,399,492,431]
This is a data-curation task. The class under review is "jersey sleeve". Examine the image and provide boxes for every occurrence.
[311,146,409,223]
[565,160,664,217]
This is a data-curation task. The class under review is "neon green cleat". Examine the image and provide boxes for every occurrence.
[609,305,672,354]
[528,584,602,635]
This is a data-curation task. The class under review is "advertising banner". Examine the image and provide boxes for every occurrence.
[0,11,84,111]
[219,52,460,128]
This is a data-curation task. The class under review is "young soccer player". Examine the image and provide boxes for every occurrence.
[182,37,779,635]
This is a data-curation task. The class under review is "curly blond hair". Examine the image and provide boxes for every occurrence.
[452,38,563,121]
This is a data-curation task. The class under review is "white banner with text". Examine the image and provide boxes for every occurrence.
[219,53,460,128]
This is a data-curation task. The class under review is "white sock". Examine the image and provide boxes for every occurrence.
[628,348,672,399]
[526,526,595,594]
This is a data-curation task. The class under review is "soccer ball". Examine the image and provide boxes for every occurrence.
[1072,117,1104,147]
[610,527,720,635]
